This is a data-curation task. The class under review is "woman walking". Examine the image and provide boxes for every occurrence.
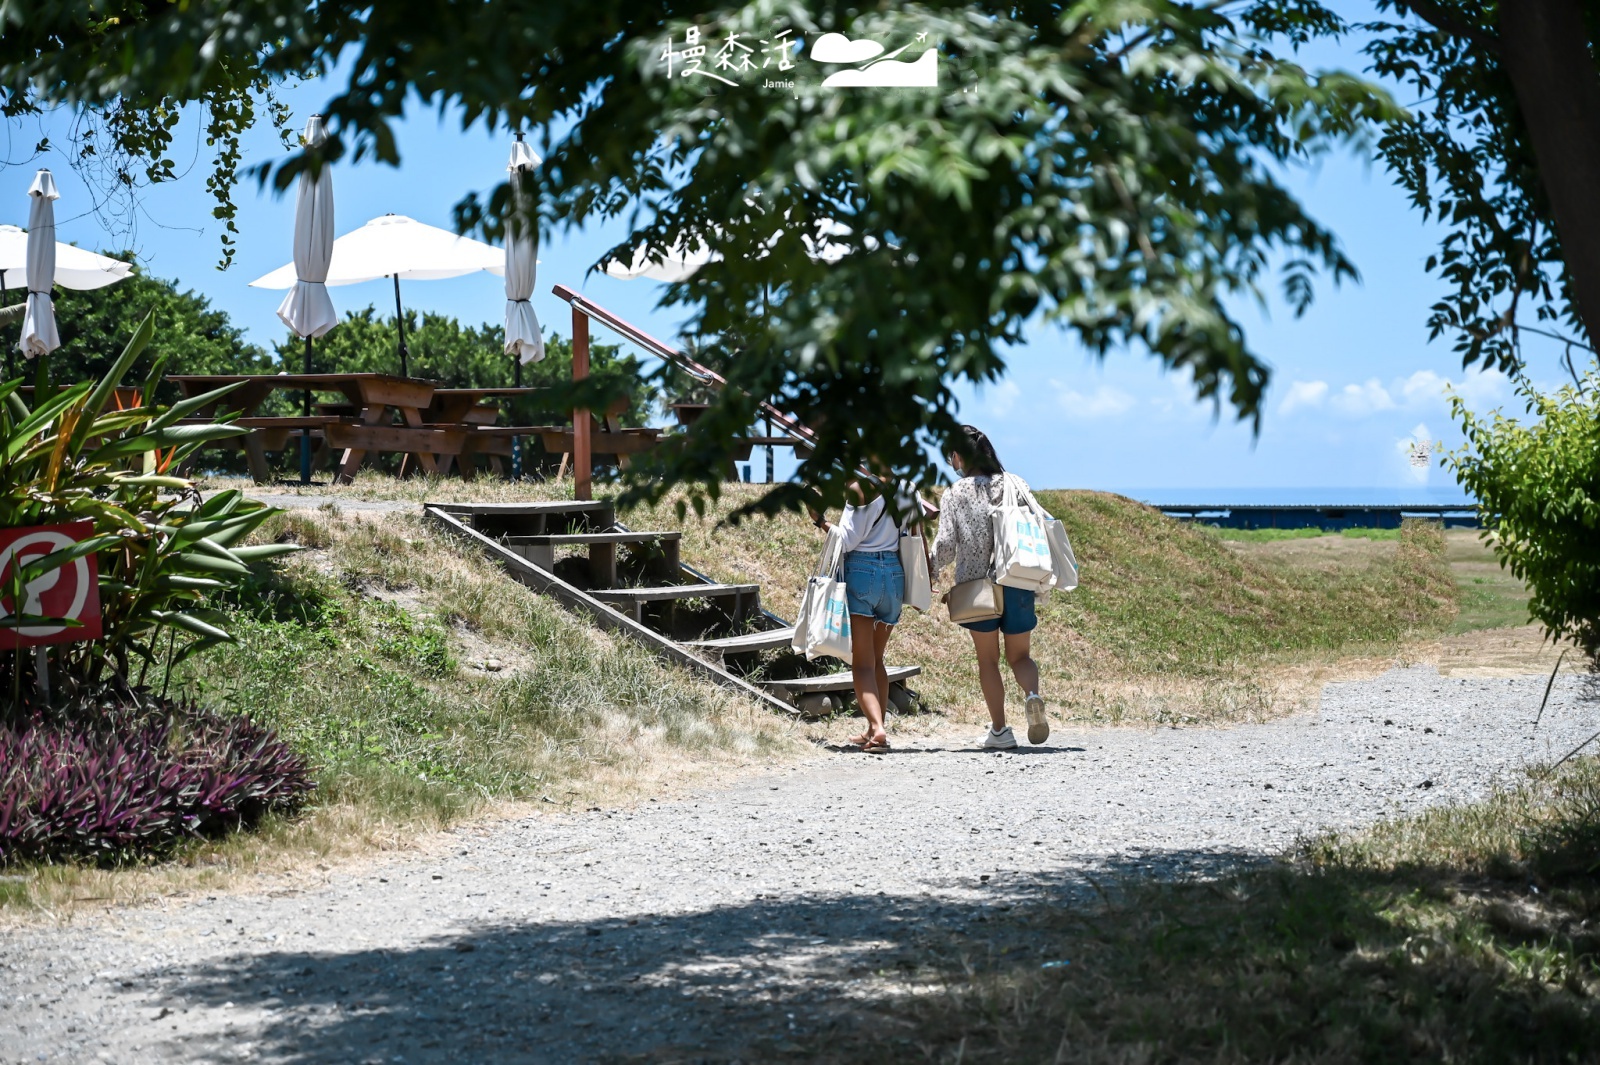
[931,426,1049,749]
[816,481,912,752]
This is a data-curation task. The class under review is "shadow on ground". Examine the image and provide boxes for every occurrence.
[129,827,1600,1063]
[135,850,1251,1064]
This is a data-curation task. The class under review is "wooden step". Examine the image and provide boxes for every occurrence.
[432,500,614,538]
[503,532,681,546]
[504,532,682,585]
[764,665,921,697]
[684,627,796,658]
[591,583,760,624]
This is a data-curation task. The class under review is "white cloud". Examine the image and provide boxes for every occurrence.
[1278,380,1329,416]
[984,379,1021,417]
[1396,369,1446,405]
[1449,367,1510,409]
[1330,378,1396,417]
[1054,383,1137,419]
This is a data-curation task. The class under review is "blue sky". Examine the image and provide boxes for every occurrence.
[0,16,1573,497]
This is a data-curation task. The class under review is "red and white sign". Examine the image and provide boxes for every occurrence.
[0,522,103,649]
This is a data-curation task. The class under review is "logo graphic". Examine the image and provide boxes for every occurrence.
[812,31,938,87]
[0,522,103,648]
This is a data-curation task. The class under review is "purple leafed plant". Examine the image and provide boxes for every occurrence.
[0,696,314,865]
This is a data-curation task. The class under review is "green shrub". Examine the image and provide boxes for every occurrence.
[1449,368,1600,664]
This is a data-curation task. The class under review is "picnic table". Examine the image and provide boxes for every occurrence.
[168,373,662,484]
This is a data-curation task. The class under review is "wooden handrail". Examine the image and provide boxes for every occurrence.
[549,284,935,517]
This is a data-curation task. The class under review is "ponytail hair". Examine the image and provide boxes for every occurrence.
[958,425,1004,476]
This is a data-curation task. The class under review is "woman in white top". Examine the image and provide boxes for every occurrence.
[815,481,912,751]
[930,425,1049,749]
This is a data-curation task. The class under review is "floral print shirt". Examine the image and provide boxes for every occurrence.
[930,472,1045,601]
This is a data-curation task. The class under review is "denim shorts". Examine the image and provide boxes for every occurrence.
[961,584,1037,635]
[843,550,904,626]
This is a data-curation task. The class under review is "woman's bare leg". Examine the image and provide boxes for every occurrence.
[970,628,1008,730]
[1003,631,1040,696]
[849,615,889,745]
[874,620,893,711]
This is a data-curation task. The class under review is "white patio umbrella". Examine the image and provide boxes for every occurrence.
[19,170,62,360]
[0,226,133,292]
[251,212,507,377]
[504,137,545,367]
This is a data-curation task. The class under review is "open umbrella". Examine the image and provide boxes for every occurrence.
[277,115,338,484]
[251,213,506,377]
[0,226,133,292]
[19,170,61,361]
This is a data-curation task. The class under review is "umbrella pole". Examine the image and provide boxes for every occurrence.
[511,353,523,482]
[392,274,409,378]
[1,278,9,382]
[301,336,313,484]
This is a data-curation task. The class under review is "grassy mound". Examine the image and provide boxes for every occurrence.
[656,486,1455,725]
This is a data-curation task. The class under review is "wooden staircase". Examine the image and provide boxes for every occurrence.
[424,500,920,715]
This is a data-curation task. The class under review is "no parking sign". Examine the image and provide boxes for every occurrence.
[0,522,103,649]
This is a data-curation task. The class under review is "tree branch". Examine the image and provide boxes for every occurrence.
[1392,0,1502,56]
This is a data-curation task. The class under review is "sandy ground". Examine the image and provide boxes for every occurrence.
[2,664,1596,1064]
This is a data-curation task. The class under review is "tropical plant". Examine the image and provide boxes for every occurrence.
[0,312,297,700]
[0,693,315,864]
[1448,367,1600,665]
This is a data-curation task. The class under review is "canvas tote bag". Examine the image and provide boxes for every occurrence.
[791,528,853,664]
[1014,482,1079,593]
[899,529,932,612]
[991,474,1056,591]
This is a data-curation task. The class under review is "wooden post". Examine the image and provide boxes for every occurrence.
[572,303,591,501]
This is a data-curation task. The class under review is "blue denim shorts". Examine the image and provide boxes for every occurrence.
[961,584,1037,635]
[843,550,904,626]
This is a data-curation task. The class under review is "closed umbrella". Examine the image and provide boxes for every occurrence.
[19,170,61,360]
[251,213,506,377]
[278,115,337,484]
[504,138,545,367]
[504,136,545,480]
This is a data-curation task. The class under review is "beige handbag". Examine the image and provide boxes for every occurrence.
[943,578,1002,623]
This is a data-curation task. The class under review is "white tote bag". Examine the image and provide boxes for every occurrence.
[991,474,1056,591]
[1015,482,1078,593]
[899,530,932,612]
[792,529,854,664]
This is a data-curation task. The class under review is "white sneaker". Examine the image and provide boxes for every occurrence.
[1024,693,1049,745]
[982,726,1018,750]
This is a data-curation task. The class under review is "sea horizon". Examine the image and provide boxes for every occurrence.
[1116,486,1477,508]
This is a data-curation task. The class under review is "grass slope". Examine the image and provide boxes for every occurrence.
[2,503,804,912]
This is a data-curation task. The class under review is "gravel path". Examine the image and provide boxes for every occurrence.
[2,666,1595,1064]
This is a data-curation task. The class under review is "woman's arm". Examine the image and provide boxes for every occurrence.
[930,482,962,578]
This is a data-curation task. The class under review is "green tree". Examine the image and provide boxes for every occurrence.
[39,258,274,394]
[273,307,654,427]
[0,0,1400,510]
[1448,373,1600,664]
[1362,1,1600,370]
